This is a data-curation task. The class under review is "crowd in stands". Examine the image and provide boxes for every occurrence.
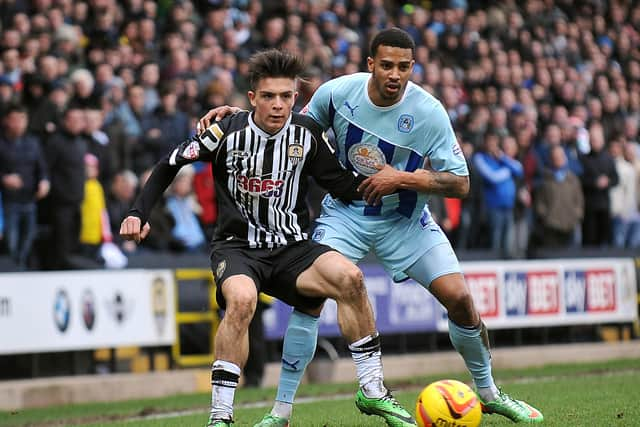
[1,0,640,270]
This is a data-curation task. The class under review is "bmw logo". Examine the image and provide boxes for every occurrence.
[54,290,71,333]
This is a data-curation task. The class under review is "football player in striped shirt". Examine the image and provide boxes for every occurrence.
[120,49,415,427]
[200,28,543,425]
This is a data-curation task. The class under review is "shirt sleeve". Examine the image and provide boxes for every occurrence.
[129,119,228,223]
[423,102,469,176]
[306,130,364,201]
[302,80,334,130]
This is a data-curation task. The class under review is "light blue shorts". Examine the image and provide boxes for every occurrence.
[312,197,461,283]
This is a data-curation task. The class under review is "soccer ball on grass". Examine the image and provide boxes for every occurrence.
[415,379,482,427]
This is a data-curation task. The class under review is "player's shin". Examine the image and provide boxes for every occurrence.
[447,318,499,401]
[272,310,319,419]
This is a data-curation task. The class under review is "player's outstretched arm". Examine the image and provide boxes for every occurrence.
[197,106,242,134]
[358,165,469,206]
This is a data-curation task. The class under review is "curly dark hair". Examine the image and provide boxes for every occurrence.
[370,27,416,58]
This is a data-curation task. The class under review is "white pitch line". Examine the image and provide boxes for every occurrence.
[125,393,355,422]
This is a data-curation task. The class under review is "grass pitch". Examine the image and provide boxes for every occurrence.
[2,358,639,426]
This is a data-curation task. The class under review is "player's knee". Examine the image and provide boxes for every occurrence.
[225,288,258,324]
[336,265,365,301]
[447,290,477,326]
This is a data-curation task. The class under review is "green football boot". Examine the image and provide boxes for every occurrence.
[355,388,417,426]
[479,389,544,423]
[253,413,290,427]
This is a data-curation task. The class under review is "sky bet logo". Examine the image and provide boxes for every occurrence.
[464,273,499,318]
[565,269,616,313]
[505,271,560,316]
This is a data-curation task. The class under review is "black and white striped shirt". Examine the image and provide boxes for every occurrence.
[130,111,364,248]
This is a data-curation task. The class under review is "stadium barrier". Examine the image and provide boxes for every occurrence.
[0,257,637,375]
[0,269,175,355]
[264,258,638,339]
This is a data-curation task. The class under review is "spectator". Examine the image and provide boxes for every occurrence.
[474,132,523,257]
[503,134,532,258]
[107,170,139,253]
[165,165,206,252]
[193,163,217,242]
[609,138,640,248]
[70,68,98,108]
[79,153,112,264]
[42,104,87,269]
[139,62,160,113]
[139,84,190,169]
[29,81,69,137]
[84,106,113,187]
[533,145,584,249]
[104,84,145,171]
[623,142,640,211]
[0,104,49,268]
[456,140,486,250]
[0,191,3,245]
[579,122,619,247]
[0,75,16,115]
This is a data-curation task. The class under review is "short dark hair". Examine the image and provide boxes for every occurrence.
[247,49,305,90]
[3,102,27,116]
[370,28,416,58]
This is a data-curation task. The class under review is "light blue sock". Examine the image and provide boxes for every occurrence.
[276,310,319,404]
[448,318,496,391]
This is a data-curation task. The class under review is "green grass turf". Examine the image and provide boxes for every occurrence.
[2,358,638,426]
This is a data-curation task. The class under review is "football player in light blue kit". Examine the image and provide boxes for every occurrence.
[200,28,543,426]
[305,28,541,425]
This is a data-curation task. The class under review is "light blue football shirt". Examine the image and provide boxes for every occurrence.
[305,72,468,220]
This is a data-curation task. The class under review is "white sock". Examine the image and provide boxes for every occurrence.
[477,384,500,402]
[210,360,241,420]
[349,333,387,398]
[271,401,293,419]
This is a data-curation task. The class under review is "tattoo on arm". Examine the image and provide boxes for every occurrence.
[409,170,470,198]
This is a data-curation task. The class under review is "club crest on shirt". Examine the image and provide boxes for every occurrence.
[288,142,304,165]
[312,228,325,241]
[398,114,414,133]
[347,143,386,176]
[182,141,200,159]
